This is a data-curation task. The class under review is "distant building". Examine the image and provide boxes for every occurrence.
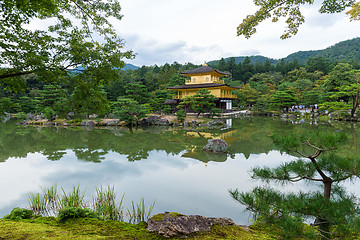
[167,63,240,111]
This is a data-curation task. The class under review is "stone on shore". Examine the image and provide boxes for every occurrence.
[147,212,235,237]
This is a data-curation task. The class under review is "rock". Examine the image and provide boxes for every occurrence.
[203,138,227,153]
[146,115,162,125]
[16,120,27,125]
[27,113,45,121]
[206,119,225,126]
[288,114,296,119]
[147,212,234,237]
[143,115,169,126]
[158,118,169,126]
[80,120,96,126]
[105,120,120,126]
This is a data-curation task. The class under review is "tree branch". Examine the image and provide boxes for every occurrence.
[0,70,37,80]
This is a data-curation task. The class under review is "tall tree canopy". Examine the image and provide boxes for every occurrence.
[0,0,133,90]
[238,0,360,39]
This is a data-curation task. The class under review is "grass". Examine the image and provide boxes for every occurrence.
[93,185,125,221]
[127,198,155,224]
[0,217,275,239]
[27,184,155,224]
[58,185,86,209]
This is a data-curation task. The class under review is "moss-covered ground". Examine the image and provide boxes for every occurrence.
[0,217,275,239]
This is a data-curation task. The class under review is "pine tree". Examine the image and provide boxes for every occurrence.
[230,131,360,239]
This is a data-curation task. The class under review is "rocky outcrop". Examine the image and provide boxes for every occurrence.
[26,113,45,121]
[203,138,227,153]
[80,120,96,126]
[142,115,169,126]
[104,119,120,126]
[147,212,235,237]
[206,119,225,127]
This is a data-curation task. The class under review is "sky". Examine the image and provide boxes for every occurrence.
[113,0,360,67]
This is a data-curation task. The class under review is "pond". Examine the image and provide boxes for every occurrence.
[1,117,360,224]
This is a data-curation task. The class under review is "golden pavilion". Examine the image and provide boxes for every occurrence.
[167,63,239,110]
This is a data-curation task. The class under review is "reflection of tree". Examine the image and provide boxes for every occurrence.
[43,151,67,161]
[1,118,360,164]
[127,149,149,162]
[74,148,108,163]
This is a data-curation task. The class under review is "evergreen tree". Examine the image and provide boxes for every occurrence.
[271,89,298,112]
[112,98,146,126]
[180,89,217,117]
[230,131,360,239]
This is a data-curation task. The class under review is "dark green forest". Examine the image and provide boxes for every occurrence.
[1,38,360,120]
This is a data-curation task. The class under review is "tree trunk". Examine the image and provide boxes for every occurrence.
[317,180,332,239]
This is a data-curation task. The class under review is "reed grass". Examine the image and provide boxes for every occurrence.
[42,184,58,211]
[127,198,155,224]
[58,185,86,209]
[93,185,125,221]
[28,193,47,215]
[27,184,155,223]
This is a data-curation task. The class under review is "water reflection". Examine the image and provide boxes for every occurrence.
[0,117,360,224]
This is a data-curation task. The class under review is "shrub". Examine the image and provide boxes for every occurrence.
[58,207,98,222]
[4,207,34,220]
[43,106,55,120]
[176,109,186,122]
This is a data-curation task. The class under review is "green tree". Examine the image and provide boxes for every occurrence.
[237,0,360,39]
[71,79,109,118]
[0,0,133,90]
[306,57,332,74]
[124,83,150,104]
[112,98,146,126]
[330,71,360,118]
[271,89,298,112]
[238,83,259,107]
[167,73,185,87]
[149,90,171,112]
[0,97,15,115]
[36,84,64,113]
[323,63,355,92]
[189,89,217,117]
[230,131,360,239]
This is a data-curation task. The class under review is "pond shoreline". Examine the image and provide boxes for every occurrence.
[16,114,229,128]
[14,109,360,129]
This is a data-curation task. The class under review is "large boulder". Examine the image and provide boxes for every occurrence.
[147,212,234,237]
[203,138,227,153]
[146,115,162,124]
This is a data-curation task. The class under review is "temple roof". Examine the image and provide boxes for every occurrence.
[168,83,240,90]
[181,64,228,77]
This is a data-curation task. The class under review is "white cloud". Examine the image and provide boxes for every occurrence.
[114,1,360,66]
[23,1,360,66]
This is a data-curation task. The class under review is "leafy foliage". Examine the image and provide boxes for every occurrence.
[176,109,186,122]
[4,208,34,220]
[237,0,359,39]
[58,207,99,222]
[0,0,133,87]
[112,98,147,125]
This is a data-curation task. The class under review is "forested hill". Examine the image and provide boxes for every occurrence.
[209,37,360,65]
[123,64,139,70]
[209,56,278,65]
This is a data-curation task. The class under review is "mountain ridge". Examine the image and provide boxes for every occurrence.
[208,37,360,65]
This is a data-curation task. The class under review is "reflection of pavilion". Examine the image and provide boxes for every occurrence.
[180,127,238,163]
[184,129,238,144]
